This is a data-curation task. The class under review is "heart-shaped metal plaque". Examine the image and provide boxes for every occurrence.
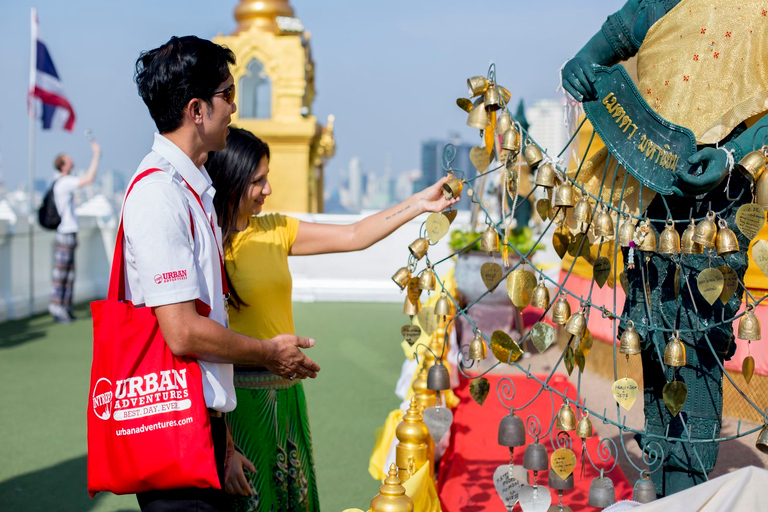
[593,256,611,288]
[612,377,639,410]
[470,146,491,173]
[530,322,555,353]
[536,198,551,222]
[469,377,490,405]
[619,271,629,295]
[743,355,755,385]
[491,330,524,364]
[425,212,450,243]
[493,464,527,510]
[717,265,739,305]
[753,240,768,278]
[563,346,575,376]
[579,328,593,356]
[575,348,586,373]
[697,268,724,306]
[518,484,551,512]
[553,226,571,259]
[417,306,438,336]
[423,405,453,443]
[481,262,504,292]
[550,448,577,480]
[456,98,473,113]
[663,381,688,417]
[506,269,537,308]
[736,203,765,240]
[401,325,422,345]
[444,210,458,224]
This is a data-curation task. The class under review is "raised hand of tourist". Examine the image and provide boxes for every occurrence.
[265,334,320,379]
[561,56,598,103]
[225,451,256,496]
[673,147,729,197]
[418,176,460,213]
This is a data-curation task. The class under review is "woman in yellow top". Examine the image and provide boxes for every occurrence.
[207,127,457,511]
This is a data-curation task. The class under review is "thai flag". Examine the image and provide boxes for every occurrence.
[28,8,75,131]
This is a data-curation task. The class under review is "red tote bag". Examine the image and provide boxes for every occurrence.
[87,169,220,496]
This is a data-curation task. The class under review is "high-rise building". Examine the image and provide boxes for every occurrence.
[418,137,475,210]
[526,99,569,162]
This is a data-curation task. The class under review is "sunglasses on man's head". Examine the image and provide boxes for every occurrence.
[212,83,236,104]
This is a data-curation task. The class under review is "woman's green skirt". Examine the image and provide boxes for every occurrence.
[227,379,320,512]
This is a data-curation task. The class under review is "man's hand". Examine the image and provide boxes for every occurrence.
[224,451,256,496]
[672,147,729,197]
[90,140,101,156]
[263,334,320,380]
[561,56,599,103]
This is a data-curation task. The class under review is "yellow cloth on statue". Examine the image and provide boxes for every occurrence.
[226,213,300,338]
[368,408,404,480]
[403,462,442,512]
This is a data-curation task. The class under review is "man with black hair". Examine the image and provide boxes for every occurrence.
[124,35,320,512]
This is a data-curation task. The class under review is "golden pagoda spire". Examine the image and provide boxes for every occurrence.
[233,0,295,35]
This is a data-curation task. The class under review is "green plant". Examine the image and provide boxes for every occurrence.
[448,226,544,255]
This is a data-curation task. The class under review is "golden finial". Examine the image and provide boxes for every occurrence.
[412,365,436,412]
[370,463,414,512]
[395,398,429,483]
[233,0,296,35]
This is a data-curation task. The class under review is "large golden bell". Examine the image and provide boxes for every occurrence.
[403,294,420,316]
[619,320,642,355]
[572,198,592,230]
[681,221,703,254]
[757,173,768,211]
[468,331,487,361]
[618,217,636,248]
[371,463,414,512]
[576,413,593,439]
[481,226,500,253]
[496,112,512,134]
[663,333,686,367]
[693,212,717,249]
[737,150,766,182]
[565,311,586,337]
[639,223,657,252]
[738,306,762,341]
[554,183,575,208]
[716,222,739,256]
[756,425,768,455]
[484,86,501,112]
[524,143,544,170]
[531,282,551,310]
[434,294,451,318]
[552,296,571,325]
[392,267,412,290]
[467,76,489,97]
[408,237,430,260]
[418,269,436,292]
[501,126,521,153]
[466,98,488,130]
[658,220,681,255]
[556,403,576,431]
[593,209,614,239]
[535,162,557,188]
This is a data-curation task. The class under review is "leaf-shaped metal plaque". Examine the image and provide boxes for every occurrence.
[536,198,551,222]
[423,406,453,442]
[550,448,576,480]
[743,355,755,384]
[470,146,490,173]
[593,256,611,288]
[575,348,586,373]
[401,325,422,345]
[518,484,551,512]
[564,345,575,376]
[619,271,629,295]
[674,264,681,300]
[417,306,437,336]
[612,377,639,410]
[753,240,768,278]
[736,203,764,240]
[578,327,593,357]
[718,265,738,305]
[493,464,527,510]
[697,268,724,306]
[530,322,555,353]
[568,233,591,259]
[469,377,490,405]
[491,330,524,364]
[481,262,503,292]
[506,269,536,308]
[456,98,473,113]
[553,226,571,259]
[444,209,458,224]
[663,381,688,417]
[425,212,450,243]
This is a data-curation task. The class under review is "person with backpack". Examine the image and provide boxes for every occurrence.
[47,138,100,322]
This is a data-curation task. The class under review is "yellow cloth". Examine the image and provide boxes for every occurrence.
[226,214,299,339]
[637,0,768,144]
[368,408,404,480]
[402,462,442,512]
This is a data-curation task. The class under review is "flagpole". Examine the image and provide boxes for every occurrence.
[28,7,37,316]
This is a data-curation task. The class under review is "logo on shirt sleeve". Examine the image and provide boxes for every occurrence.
[153,269,189,285]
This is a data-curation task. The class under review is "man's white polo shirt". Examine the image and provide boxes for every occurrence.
[122,133,236,413]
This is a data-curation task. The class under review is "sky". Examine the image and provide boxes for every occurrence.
[0,0,621,192]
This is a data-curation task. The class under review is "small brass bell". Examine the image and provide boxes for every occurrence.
[737,149,766,182]
[468,331,487,361]
[442,177,463,200]
[716,220,739,256]
[658,219,681,255]
[523,441,549,471]
[418,269,436,292]
[576,412,593,439]
[535,162,557,188]
[681,220,703,254]
[548,469,574,490]
[484,86,501,111]
[757,172,768,211]
[466,98,488,130]
[756,424,768,454]
[531,282,550,310]
[371,463,414,512]
[693,211,717,249]
[738,306,761,341]
[572,197,592,232]
[496,112,512,134]
[663,332,686,367]
[481,226,499,253]
[551,296,571,325]
[555,402,576,431]
[467,76,489,97]
[501,127,521,153]
[408,237,430,260]
[403,295,420,316]
[392,267,412,290]
[554,183,575,208]
[638,221,657,252]
[565,311,586,337]
[588,474,616,508]
[524,143,544,170]
[498,412,526,447]
[426,361,451,391]
[618,216,636,247]
[619,320,642,356]
[633,473,657,503]
[593,208,614,240]
[434,294,451,318]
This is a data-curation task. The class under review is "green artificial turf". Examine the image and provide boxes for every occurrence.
[0,302,405,512]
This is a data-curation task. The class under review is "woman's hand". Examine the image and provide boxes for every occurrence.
[417,176,460,214]
[225,450,256,496]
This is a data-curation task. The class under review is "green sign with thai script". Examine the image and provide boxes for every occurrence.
[583,65,698,195]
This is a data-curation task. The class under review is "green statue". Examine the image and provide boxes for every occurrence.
[562,0,768,497]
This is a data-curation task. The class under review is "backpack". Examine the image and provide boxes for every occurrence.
[38,179,61,230]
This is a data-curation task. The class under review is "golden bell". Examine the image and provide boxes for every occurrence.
[392,267,412,290]
[738,306,761,341]
[572,197,592,230]
[466,98,488,130]
[737,150,766,182]
[716,222,739,256]
[618,217,636,248]
[576,413,593,439]
[481,226,500,253]
[531,282,551,310]
[370,463,414,512]
[501,127,521,152]
[593,209,614,240]
[663,333,686,367]
[658,220,681,255]
[498,86,511,105]
[681,221,703,254]
[403,295,420,316]
[467,76,489,97]
[524,143,544,170]
[554,183,575,208]
[565,311,586,337]
[418,269,436,292]
[484,86,501,112]
[693,211,717,249]
[442,177,463,200]
[535,162,557,188]
[619,320,642,356]
[496,112,512,134]
[434,294,451,318]
[757,172,768,211]
[756,425,768,455]
[556,403,576,431]
[551,296,571,325]
[468,331,487,361]
[639,223,657,252]
[408,237,430,260]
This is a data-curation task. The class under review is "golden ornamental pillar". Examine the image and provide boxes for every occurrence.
[370,463,414,512]
[395,398,430,483]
